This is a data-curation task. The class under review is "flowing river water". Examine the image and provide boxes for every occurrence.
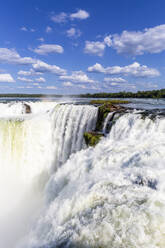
[1,98,165,248]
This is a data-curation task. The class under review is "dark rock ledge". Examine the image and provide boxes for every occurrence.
[84,100,129,147]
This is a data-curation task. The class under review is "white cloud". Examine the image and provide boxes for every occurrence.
[66,28,81,38]
[0,74,15,83]
[84,41,106,56]
[36,77,46,83]
[104,35,112,47]
[60,71,94,83]
[104,77,127,83]
[84,35,112,56]
[63,81,74,87]
[88,63,105,73]
[0,48,36,65]
[51,10,89,23]
[51,12,68,23]
[17,77,33,82]
[32,61,66,75]
[70,9,89,20]
[110,82,119,86]
[20,27,35,32]
[46,86,57,90]
[88,62,160,77]
[20,27,28,32]
[33,44,64,55]
[111,24,165,55]
[103,82,136,90]
[84,24,165,56]
[18,76,45,83]
[46,26,53,33]
[18,69,43,76]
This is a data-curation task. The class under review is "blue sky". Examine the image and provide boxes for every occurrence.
[0,0,165,94]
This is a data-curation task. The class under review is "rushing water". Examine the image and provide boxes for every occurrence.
[1,99,165,248]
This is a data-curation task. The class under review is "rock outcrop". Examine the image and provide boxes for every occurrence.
[24,103,31,114]
[84,100,129,147]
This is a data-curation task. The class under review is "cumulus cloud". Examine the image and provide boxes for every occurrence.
[0,73,15,83]
[36,77,46,83]
[17,76,45,83]
[66,28,81,38]
[17,77,33,82]
[18,69,43,76]
[0,48,36,65]
[45,26,53,33]
[20,27,35,32]
[111,24,165,55]
[84,41,106,56]
[32,61,66,75]
[51,9,89,23]
[103,82,136,90]
[104,35,112,47]
[20,27,28,31]
[63,81,74,87]
[51,12,68,23]
[33,44,64,55]
[91,24,165,56]
[88,62,160,77]
[70,10,89,20]
[104,77,127,83]
[84,24,165,56]
[46,86,57,90]
[60,71,95,83]
[84,35,112,56]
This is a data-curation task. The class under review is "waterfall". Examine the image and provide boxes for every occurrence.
[51,104,98,169]
[0,101,97,248]
[18,111,165,248]
[102,112,114,134]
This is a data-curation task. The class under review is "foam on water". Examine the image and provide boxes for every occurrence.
[18,112,165,248]
[0,101,97,248]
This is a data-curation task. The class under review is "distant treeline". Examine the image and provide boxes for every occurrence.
[1,89,165,98]
[78,89,165,98]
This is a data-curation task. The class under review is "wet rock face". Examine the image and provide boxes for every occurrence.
[95,103,126,131]
[83,100,129,146]
[24,104,31,114]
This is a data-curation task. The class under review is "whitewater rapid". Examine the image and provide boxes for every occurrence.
[1,100,165,248]
[0,101,97,248]
[19,110,165,248]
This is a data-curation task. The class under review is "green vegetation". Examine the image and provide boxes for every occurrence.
[95,103,112,131]
[90,99,130,105]
[84,132,103,147]
[95,101,127,131]
[79,89,165,98]
[1,88,165,98]
[84,100,128,146]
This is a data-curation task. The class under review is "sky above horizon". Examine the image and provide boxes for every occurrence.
[1,0,165,94]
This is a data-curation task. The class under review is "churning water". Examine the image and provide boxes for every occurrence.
[1,99,165,248]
